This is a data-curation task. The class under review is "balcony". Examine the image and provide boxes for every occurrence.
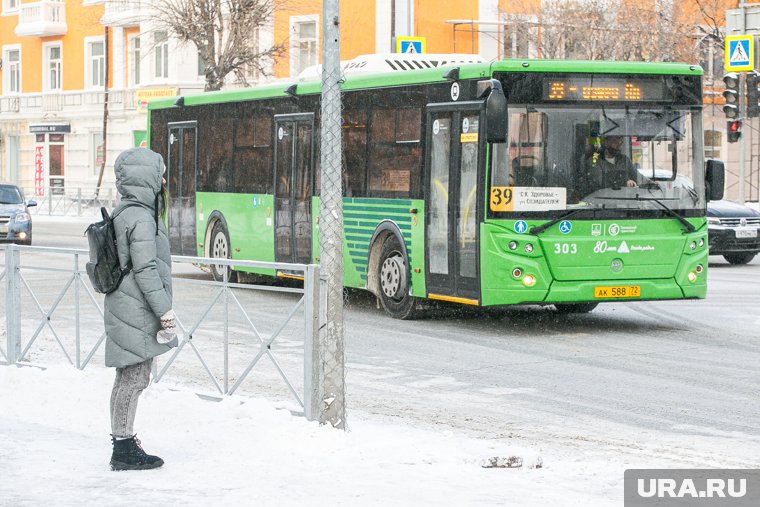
[101,0,143,27]
[14,0,67,38]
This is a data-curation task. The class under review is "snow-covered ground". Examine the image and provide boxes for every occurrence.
[1,365,606,507]
[3,216,758,505]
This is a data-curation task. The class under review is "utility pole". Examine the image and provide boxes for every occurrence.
[739,0,747,204]
[318,0,346,430]
[95,25,110,199]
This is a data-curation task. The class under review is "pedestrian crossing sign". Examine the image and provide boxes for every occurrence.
[396,36,426,54]
[725,35,754,72]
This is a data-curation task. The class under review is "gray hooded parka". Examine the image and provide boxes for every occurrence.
[104,148,177,368]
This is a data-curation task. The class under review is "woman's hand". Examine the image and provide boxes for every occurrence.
[157,310,177,344]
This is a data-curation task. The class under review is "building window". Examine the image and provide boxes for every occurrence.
[128,35,140,87]
[91,132,104,176]
[197,51,206,77]
[3,0,19,14]
[704,129,722,159]
[245,27,261,82]
[502,14,537,59]
[290,16,318,77]
[87,39,105,88]
[44,44,62,91]
[154,31,169,79]
[696,37,723,85]
[2,47,21,94]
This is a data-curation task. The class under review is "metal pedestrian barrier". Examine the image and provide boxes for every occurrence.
[1,244,324,420]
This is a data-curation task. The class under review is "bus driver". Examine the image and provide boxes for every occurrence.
[583,135,638,194]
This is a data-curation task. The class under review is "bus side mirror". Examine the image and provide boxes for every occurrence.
[479,79,508,143]
[705,159,725,201]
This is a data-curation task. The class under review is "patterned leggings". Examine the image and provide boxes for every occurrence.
[110,359,153,438]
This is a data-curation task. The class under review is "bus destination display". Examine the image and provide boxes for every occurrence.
[544,77,667,102]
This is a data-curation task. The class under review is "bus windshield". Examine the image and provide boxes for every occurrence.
[490,105,705,216]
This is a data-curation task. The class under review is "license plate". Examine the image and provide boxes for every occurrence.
[736,228,758,239]
[0,226,7,234]
[594,285,641,298]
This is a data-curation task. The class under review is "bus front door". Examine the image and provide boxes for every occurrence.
[425,105,483,304]
[273,115,314,267]
[167,122,198,256]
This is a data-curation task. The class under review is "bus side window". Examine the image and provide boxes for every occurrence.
[205,117,234,193]
[230,112,274,194]
[368,107,421,198]
[490,143,510,186]
[342,109,368,197]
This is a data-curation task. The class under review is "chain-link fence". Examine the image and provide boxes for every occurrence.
[317,0,347,429]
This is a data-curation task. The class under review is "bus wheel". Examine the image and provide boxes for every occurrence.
[554,302,599,314]
[377,236,418,319]
[210,221,237,283]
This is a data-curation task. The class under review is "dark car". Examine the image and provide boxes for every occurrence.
[707,200,760,264]
[0,183,36,245]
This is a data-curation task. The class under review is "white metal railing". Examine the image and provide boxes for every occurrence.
[24,187,118,217]
[1,245,324,420]
[2,89,139,116]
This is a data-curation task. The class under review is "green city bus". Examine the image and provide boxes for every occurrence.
[148,56,724,318]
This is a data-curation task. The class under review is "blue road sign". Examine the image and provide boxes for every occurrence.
[559,221,572,234]
[396,36,426,54]
[514,220,528,234]
[726,36,754,72]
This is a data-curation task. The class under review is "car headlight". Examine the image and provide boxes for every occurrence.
[707,217,721,226]
[15,213,31,222]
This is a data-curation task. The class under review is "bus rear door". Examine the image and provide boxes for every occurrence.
[273,114,314,266]
[167,122,197,256]
[424,104,484,305]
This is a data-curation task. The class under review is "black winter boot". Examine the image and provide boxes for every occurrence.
[110,435,164,471]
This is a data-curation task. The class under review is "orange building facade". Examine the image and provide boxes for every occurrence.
[0,0,214,194]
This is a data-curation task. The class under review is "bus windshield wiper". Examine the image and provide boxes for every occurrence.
[647,197,696,233]
[529,208,587,235]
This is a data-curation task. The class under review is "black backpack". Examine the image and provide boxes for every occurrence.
[85,205,138,294]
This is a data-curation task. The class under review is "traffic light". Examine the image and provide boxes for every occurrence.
[723,72,741,119]
[747,71,760,117]
[727,120,742,143]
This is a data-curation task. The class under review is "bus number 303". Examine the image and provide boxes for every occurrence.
[554,243,577,254]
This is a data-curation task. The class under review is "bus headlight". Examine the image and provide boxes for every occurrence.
[688,271,698,283]
[522,274,537,287]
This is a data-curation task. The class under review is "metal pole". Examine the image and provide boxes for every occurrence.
[223,269,229,394]
[77,187,82,216]
[319,0,346,429]
[75,252,81,369]
[740,0,748,204]
[5,245,21,364]
[303,264,321,421]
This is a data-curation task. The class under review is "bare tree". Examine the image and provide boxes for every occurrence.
[532,0,691,62]
[152,0,287,91]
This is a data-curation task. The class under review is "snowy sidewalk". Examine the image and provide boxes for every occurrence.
[0,365,608,506]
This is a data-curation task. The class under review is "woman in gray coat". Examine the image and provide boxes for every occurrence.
[105,147,177,471]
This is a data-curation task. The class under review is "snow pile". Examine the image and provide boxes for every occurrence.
[0,365,609,506]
